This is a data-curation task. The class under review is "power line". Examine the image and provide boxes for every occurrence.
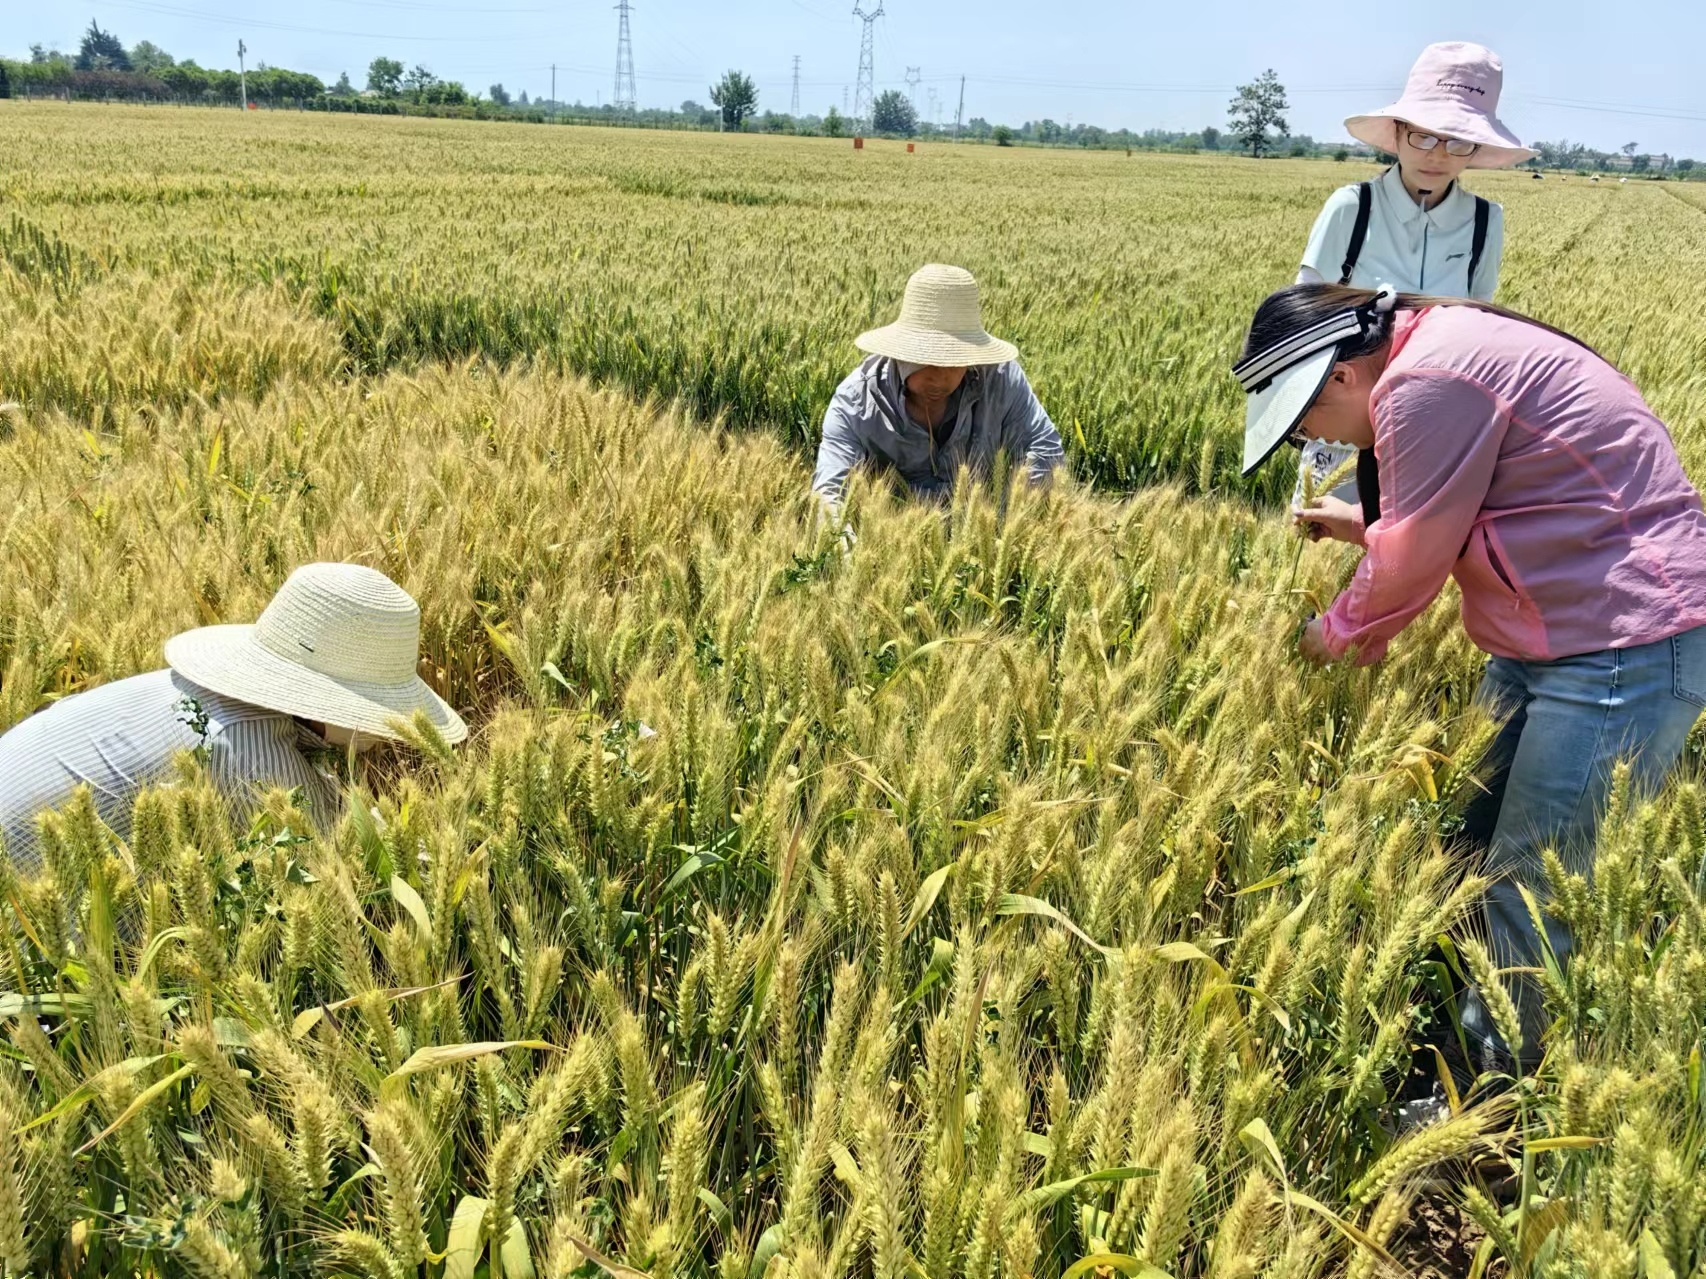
[612,0,636,112]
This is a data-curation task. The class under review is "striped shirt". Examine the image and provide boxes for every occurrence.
[0,669,339,876]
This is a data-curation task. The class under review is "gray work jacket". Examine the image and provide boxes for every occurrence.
[811,356,1064,505]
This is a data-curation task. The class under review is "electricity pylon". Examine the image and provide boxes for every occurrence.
[613,0,637,112]
[851,4,883,133]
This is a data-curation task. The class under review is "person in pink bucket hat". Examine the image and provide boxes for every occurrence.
[1290,42,1534,541]
[1298,42,1533,302]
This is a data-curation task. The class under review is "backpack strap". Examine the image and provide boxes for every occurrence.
[1357,447,1382,529]
[1338,181,1373,286]
[1468,196,1492,294]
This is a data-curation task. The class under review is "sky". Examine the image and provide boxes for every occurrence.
[11,0,1706,156]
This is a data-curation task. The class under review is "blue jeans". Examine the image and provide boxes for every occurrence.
[1459,626,1706,1069]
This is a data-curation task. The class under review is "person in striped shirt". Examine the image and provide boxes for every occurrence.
[0,563,468,875]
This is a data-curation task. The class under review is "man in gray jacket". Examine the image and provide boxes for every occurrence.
[811,264,1064,507]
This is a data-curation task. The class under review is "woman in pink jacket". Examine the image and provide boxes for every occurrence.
[1234,281,1706,1071]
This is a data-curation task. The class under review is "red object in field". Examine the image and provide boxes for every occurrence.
[906,142,915,153]
[247,102,258,110]
[853,136,864,150]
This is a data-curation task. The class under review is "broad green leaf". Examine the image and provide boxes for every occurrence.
[747,1225,786,1279]
[1154,941,1214,965]
[444,1196,490,1279]
[499,1217,535,1279]
[1013,1167,1155,1215]
[133,926,193,981]
[1285,1189,1402,1271]
[76,1062,194,1155]
[18,1054,170,1133]
[658,849,724,906]
[558,1229,649,1279]
[1526,1135,1606,1152]
[995,894,1117,957]
[1239,1119,1289,1190]
[698,1188,733,1236]
[390,875,433,941]
[901,937,955,1009]
[379,1040,557,1103]
[1638,1229,1676,1279]
[294,975,465,1040]
[902,862,955,941]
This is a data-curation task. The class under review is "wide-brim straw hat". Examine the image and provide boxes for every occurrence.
[1345,42,1533,169]
[165,562,468,744]
[854,264,1019,368]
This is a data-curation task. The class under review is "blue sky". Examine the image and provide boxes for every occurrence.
[14,0,1706,155]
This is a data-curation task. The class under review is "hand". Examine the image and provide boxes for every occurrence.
[1293,495,1366,547]
[1298,616,1334,666]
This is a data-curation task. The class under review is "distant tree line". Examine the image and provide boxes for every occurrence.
[4,27,1700,175]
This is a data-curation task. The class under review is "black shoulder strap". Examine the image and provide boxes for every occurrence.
[1339,181,1373,286]
[1468,196,1491,293]
[1357,447,1382,528]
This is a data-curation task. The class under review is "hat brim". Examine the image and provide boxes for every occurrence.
[853,322,1019,368]
[1241,347,1337,476]
[165,624,469,745]
[1345,110,1534,168]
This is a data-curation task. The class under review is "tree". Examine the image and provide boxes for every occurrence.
[368,57,403,96]
[1227,69,1289,158]
[871,89,916,136]
[332,71,354,96]
[993,124,1015,147]
[1678,158,1696,174]
[1633,153,1651,173]
[1621,141,1639,161]
[128,40,173,74]
[0,64,8,99]
[709,70,758,129]
[518,90,529,106]
[488,83,511,107]
[1199,125,1220,151]
[403,64,438,96]
[77,20,131,72]
[823,105,846,137]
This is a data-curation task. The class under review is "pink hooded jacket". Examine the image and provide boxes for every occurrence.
[1319,305,1706,664]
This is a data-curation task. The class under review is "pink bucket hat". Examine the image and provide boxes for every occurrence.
[1345,42,1533,168]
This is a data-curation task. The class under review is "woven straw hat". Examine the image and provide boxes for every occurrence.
[164,563,468,744]
[854,264,1019,368]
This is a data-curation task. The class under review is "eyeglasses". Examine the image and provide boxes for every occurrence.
[1405,129,1479,158]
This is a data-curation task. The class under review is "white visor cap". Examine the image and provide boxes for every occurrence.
[1234,300,1379,476]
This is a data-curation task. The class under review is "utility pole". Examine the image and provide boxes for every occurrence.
[237,39,247,110]
[550,63,556,114]
[904,65,921,118]
[954,75,965,141]
[613,0,637,113]
[851,3,883,133]
[927,86,939,129]
[790,55,801,116]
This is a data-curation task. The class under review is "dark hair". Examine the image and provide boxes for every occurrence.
[1240,282,1602,369]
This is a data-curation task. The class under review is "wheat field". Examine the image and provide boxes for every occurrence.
[2,102,1706,1279]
